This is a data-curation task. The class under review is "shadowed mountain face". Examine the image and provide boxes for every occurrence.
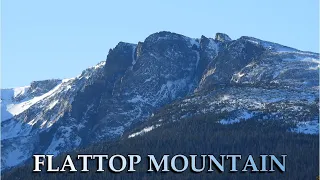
[1,31,319,171]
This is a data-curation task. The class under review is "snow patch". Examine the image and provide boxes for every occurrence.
[153,78,188,106]
[144,77,153,83]
[27,119,37,126]
[189,38,200,48]
[220,111,254,125]
[243,36,297,52]
[47,100,59,110]
[202,67,216,79]
[13,86,30,98]
[132,45,137,65]
[62,77,76,83]
[309,65,320,70]
[6,82,62,117]
[40,120,48,128]
[291,120,319,135]
[128,124,161,138]
[93,61,106,69]
[220,95,231,101]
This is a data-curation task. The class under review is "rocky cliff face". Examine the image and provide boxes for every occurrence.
[1,31,319,170]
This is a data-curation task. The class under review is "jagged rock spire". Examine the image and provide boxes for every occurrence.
[215,33,232,42]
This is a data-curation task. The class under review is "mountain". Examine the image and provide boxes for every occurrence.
[1,31,319,173]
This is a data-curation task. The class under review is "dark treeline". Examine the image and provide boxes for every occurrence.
[2,115,319,180]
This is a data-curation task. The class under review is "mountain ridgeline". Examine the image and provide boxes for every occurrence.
[1,31,319,179]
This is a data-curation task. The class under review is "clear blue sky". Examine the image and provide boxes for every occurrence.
[1,0,319,88]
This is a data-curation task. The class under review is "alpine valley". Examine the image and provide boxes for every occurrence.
[1,31,319,180]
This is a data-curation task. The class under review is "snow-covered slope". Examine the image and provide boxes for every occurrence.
[1,79,63,122]
[128,86,319,139]
[1,62,106,169]
[1,31,319,171]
